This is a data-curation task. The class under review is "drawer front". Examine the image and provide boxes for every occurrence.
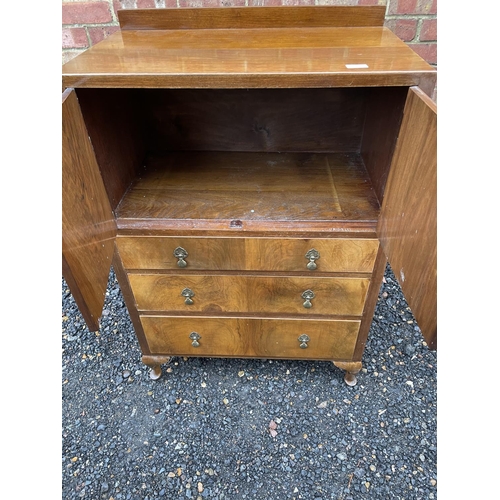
[141,316,360,360]
[129,274,369,316]
[116,236,378,273]
[247,238,378,273]
[117,236,245,271]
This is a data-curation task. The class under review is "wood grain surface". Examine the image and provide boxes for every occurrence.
[140,88,366,153]
[62,89,116,331]
[118,6,386,30]
[115,152,380,232]
[129,274,369,316]
[378,87,437,349]
[116,236,379,273]
[112,243,151,355]
[61,26,435,89]
[249,239,378,274]
[75,88,146,210]
[360,87,408,204]
[353,243,387,360]
[140,315,360,360]
[61,6,438,370]
[117,236,245,271]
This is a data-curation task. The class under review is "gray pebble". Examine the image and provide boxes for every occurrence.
[62,265,436,499]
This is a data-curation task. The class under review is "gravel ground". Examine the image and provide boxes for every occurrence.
[62,264,437,500]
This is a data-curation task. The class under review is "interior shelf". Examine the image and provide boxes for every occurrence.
[115,151,380,233]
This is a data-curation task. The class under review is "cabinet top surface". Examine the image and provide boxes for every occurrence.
[62,26,435,89]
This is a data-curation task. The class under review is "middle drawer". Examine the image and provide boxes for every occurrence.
[128,274,369,316]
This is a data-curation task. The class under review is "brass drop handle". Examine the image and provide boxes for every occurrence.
[174,246,188,268]
[189,332,201,347]
[301,289,315,309]
[181,288,195,305]
[298,334,310,349]
[305,249,320,270]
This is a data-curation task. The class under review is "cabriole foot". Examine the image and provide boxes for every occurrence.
[149,365,162,380]
[142,355,171,381]
[332,361,362,387]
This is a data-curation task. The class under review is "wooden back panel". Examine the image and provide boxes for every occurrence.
[118,6,386,31]
[141,88,367,153]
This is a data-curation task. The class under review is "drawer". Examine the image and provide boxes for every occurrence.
[247,238,378,273]
[117,236,245,271]
[129,274,369,316]
[116,236,378,273]
[140,316,360,360]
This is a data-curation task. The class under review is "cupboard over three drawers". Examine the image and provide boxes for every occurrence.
[62,5,437,386]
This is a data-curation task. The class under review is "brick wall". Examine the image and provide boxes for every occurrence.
[62,0,437,66]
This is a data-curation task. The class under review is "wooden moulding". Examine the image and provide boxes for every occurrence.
[117,6,387,31]
[62,71,435,93]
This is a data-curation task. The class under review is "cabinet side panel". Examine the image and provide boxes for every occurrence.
[62,89,117,331]
[360,87,407,204]
[353,244,386,360]
[76,89,147,210]
[112,244,152,355]
[377,87,437,349]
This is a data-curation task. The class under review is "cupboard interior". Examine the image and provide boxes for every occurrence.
[76,86,408,229]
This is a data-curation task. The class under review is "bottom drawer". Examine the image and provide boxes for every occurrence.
[140,316,360,361]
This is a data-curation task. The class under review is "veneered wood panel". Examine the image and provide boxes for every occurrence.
[62,89,117,331]
[142,88,366,153]
[247,239,378,273]
[61,27,435,89]
[116,236,379,273]
[118,6,386,30]
[377,87,437,349]
[140,316,360,360]
[115,152,380,233]
[76,89,146,210]
[129,275,369,316]
[116,236,246,271]
[353,244,387,360]
[112,244,151,355]
[246,276,369,316]
[360,86,408,204]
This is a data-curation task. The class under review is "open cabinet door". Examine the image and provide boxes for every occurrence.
[62,88,117,331]
[377,86,437,349]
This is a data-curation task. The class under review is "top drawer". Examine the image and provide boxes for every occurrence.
[116,237,378,273]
